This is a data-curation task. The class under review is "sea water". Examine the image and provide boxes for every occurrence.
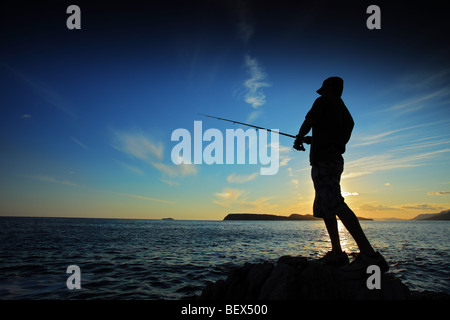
[0,217,448,299]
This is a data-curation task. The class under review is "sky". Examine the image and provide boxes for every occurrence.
[1,0,449,220]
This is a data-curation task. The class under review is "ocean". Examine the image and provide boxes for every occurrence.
[0,217,449,299]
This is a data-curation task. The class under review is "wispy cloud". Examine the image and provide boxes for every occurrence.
[351,122,444,147]
[246,109,263,123]
[227,171,258,184]
[151,161,198,178]
[237,19,254,44]
[112,129,197,180]
[25,173,173,205]
[117,192,175,204]
[213,187,276,211]
[343,148,450,179]
[236,0,254,45]
[115,160,144,175]
[243,54,270,111]
[213,188,245,208]
[112,130,163,162]
[395,68,450,92]
[352,129,413,147]
[387,88,448,111]
[359,204,396,211]
[25,174,81,188]
[5,64,77,118]
[386,88,448,113]
[427,191,450,195]
[234,7,270,122]
[70,136,90,150]
[160,179,180,187]
[360,203,444,212]
[399,203,444,211]
[389,136,450,153]
[278,144,293,167]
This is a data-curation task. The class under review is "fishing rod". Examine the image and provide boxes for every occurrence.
[198,113,310,151]
[198,113,297,138]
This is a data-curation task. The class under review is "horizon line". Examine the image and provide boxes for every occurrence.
[0,214,444,222]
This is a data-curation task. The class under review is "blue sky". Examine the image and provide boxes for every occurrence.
[1,0,449,220]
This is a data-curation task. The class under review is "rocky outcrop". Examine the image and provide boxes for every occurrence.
[199,255,418,300]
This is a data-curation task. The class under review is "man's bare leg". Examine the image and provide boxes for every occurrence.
[336,203,375,256]
[323,216,342,253]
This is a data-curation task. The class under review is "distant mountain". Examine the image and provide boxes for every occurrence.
[223,213,372,221]
[352,216,373,221]
[412,209,450,221]
[224,213,299,221]
[379,217,407,221]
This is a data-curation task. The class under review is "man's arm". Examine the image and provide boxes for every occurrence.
[293,117,313,151]
[294,98,322,150]
[297,117,313,138]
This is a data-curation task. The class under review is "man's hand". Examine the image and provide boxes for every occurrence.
[303,136,312,145]
[293,135,305,151]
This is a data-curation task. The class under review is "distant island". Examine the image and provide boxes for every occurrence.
[224,213,372,221]
[223,209,450,221]
[162,217,174,220]
[411,209,450,221]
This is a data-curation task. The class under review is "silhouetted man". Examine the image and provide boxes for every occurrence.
[294,76,388,272]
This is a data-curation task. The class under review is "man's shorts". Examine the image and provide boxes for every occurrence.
[311,159,345,219]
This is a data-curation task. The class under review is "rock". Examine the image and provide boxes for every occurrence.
[199,255,418,300]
